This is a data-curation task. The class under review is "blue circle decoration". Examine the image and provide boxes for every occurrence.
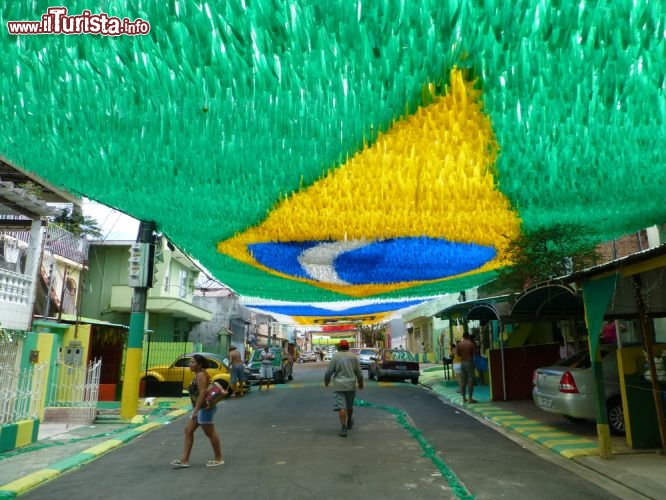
[249,237,496,285]
[249,241,319,280]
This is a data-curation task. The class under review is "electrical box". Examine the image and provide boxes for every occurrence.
[64,341,83,366]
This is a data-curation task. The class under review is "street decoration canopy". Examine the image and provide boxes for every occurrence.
[1,1,665,322]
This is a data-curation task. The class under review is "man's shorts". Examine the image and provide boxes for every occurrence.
[230,364,246,385]
[197,406,217,425]
[260,364,273,379]
[333,391,356,411]
[460,360,475,386]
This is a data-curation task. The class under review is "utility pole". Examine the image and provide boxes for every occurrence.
[120,220,156,420]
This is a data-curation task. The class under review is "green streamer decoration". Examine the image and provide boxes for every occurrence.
[1,1,664,317]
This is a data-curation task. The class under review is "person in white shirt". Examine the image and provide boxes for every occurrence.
[259,346,275,392]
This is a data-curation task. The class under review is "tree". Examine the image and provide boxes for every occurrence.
[358,323,386,347]
[52,207,103,239]
[493,223,600,290]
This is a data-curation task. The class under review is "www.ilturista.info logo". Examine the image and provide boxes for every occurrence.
[7,7,150,36]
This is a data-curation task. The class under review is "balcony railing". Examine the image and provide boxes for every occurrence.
[0,268,31,304]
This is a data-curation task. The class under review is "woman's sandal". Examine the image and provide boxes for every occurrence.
[170,460,190,468]
[206,460,225,467]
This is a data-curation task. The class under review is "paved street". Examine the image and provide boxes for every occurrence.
[20,363,625,500]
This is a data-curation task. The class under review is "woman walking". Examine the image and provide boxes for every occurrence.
[170,354,224,468]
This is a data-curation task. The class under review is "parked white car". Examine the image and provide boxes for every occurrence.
[357,348,380,370]
[299,351,317,363]
[532,347,624,435]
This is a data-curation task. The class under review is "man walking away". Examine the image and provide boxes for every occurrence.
[456,332,477,403]
[324,340,364,437]
[228,346,246,396]
[259,346,275,392]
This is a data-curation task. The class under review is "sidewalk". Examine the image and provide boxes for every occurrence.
[0,399,191,499]
[419,365,666,500]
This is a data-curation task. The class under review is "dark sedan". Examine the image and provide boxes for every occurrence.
[368,349,420,384]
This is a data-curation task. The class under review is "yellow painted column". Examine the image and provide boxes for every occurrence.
[120,221,155,420]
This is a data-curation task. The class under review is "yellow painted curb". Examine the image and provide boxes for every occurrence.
[84,439,124,455]
[1,468,59,493]
[135,422,162,433]
[523,431,571,439]
[560,448,600,458]
[541,438,596,448]
[490,415,527,423]
[166,409,188,418]
[511,425,559,433]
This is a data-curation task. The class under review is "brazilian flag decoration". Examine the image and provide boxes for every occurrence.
[1,1,665,321]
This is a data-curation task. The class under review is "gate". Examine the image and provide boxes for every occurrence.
[44,358,102,425]
[0,355,48,424]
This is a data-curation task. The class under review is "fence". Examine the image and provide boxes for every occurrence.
[0,339,48,424]
[45,358,102,425]
[141,341,202,372]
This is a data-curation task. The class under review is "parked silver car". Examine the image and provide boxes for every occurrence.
[532,347,624,435]
[357,348,379,370]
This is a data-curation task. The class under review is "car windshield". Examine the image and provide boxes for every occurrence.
[383,350,416,362]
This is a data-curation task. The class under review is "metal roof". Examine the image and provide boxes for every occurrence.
[509,282,584,320]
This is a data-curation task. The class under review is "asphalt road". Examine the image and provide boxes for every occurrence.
[23,363,622,500]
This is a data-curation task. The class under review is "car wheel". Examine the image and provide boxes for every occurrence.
[607,396,625,435]
[274,370,286,384]
[411,378,419,385]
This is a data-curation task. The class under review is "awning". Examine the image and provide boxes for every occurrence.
[466,301,512,322]
[58,313,129,329]
[509,282,584,320]
[435,294,516,323]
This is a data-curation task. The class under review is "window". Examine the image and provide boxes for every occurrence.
[179,270,187,298]
[163,263,170,293]
[65,277,77,295]
[174,357,191,368]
